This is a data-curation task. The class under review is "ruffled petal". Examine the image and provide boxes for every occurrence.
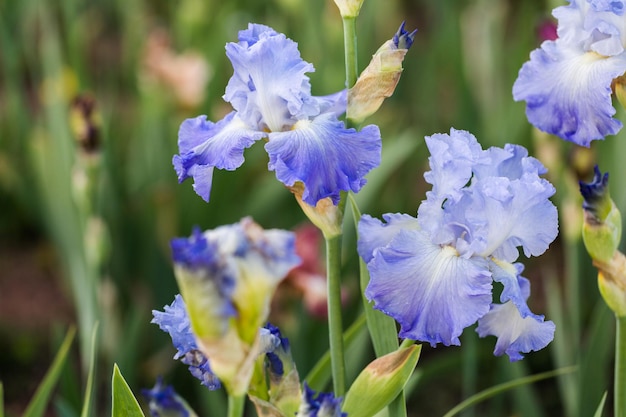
[513,39,626,146]
[423,128,487,202]
[476,273,555,362]
[224,25,315,131]
[266,113,381,206]
[466,174,558,261]
[357,213,420,264]
[364,228,493,346]
[174,113,265,202]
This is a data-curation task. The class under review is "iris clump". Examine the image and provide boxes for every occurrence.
[358,128,558,361]
[173,23,381,206]
[513,0,626,146]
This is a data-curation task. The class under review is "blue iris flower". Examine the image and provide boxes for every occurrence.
[151,295,221,389]
[513,0,626,146]
[358,129,558,361]
[174,23,381,206]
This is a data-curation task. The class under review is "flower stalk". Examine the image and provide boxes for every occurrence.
[326,233,347,396]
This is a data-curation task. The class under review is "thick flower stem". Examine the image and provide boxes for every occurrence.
[227,394,245,417]
[326,234,347,396]
[616,315,626,417]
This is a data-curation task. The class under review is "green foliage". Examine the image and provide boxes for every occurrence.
[22,328,76,417]
[111,365,145,417]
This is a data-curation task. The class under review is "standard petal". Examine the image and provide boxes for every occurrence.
[224,27,315,131]
[465,174,558,261]
[423,128,488,202]
[357,213,420,264]
[513,40,626,146]
[364,228,493,346]
[266,113,381,206]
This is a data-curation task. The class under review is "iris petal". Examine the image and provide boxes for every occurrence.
[225,25,315,131]
[476,275,555,362]
[266,113,381,206]
[364,228,493,346]
[513,40,626,146]
[357,213,420,264]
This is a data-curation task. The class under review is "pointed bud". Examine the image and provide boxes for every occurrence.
[332,0,364,18]
[347,22,416,124]
[342,344,421,417]
[579,166,622,263]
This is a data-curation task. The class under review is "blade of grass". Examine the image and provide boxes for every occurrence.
[594,392,608,417]
[80,322,99,417]
[22,327,76,417]
[1,381,4,417]
[442,366,577,417]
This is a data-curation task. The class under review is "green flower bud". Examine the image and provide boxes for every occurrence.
[596,252,626,317]
[342,344,421,417]
[580,166,622,263]
[332,0,364,18]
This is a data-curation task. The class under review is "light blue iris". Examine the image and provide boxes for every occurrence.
[174,23,381,205]
[358,128,558,361]
[513,0,626,146]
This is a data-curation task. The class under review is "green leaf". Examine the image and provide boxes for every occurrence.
[593,392,607,417]
[111,364,145,417]
[342,344,421,417]
[442,366,577,417]
[81,323,99,417]
[22,327,76,417]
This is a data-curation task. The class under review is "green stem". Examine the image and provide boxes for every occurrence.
[342,16,358,90]
[616,316,626,417]
[227,394,245,417]
[326,234,347,396]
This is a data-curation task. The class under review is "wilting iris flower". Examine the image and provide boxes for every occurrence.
[152,294,221,390]
[358,129,557,361]
[174,23,381,206]
[513,0,626,146]
[167,218,300,395]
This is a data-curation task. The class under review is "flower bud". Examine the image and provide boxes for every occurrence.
[332,0,364,18]
[342,344,421,417]
[596,251,626,317]
[579,166,622,263]
[347,22,416,124]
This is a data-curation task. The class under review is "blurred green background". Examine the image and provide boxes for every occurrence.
[1,0,624,415]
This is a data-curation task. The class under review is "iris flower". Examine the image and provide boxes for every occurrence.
[174,23,381,206]
[141,377,198,417]
[296,383,346,417]
[163,218,300,395]
[358,129,557,361]
[513,0,626,146]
